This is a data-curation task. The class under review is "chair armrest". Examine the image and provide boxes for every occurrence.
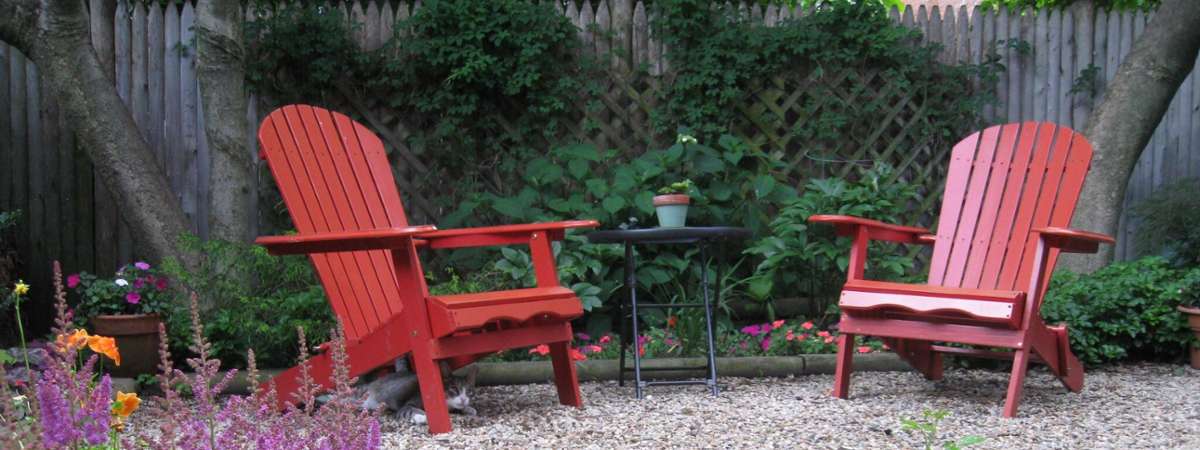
[416,220,600,249]
[1033,227,1115,254]
[808,214,932,245]
[256,225,437,255]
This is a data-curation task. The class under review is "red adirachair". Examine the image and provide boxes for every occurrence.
[812,122,1114,417]
[254,104,597,433]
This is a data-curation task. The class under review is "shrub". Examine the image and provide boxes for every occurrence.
[744,164,920,320]
[1042,256,1198,365]
[1131,178,1200,266]
[162,236,335,369]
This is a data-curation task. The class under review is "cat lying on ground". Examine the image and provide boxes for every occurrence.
[356,358,478,425]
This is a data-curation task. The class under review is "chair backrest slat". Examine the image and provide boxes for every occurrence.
[929,122,1092,294]
[258,105,413,341]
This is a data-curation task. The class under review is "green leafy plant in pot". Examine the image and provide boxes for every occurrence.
[68,261,173,377]
[1179,273,1200,369]
[653,179,694,227]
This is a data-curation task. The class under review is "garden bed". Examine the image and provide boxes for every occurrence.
[381,364,1200,449]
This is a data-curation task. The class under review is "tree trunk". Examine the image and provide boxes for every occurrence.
[196,0,254,244]
[0,0,196,268]
[1063,0,1200,274]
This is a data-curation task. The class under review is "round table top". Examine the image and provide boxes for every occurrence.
[585,226,752,244]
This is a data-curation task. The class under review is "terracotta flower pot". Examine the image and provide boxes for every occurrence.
[91,313,164,377]
[1179,306,1200,370]
[653,194,690,227]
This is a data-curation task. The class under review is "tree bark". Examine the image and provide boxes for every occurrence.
[195,0,254,243]
[0,0,196,268]
[1063,0,1200,274]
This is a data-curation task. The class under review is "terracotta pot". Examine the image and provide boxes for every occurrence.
[91,313,164,377]
[1179,306,1200,370]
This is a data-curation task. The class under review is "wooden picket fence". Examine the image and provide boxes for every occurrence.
[2,0,1199,309]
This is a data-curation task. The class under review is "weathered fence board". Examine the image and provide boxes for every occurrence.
[2,0,1199,293]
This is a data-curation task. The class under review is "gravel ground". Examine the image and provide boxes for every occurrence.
[381,364,1200,449]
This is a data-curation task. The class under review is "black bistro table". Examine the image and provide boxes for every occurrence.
[586,226,751,399]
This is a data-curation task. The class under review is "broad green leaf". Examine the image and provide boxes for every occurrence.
[555,143,601,161]
[753,174,776,198]
[602,196,626,214]
[567,159,590,179]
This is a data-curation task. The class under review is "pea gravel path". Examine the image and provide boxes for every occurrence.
[381,364,1199,449]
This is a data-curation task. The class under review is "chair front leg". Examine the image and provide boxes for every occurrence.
[549,333,584,408]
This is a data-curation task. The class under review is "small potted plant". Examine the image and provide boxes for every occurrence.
[653,179,693,228]
[68,262,172,377]
[1179,275,1200,369]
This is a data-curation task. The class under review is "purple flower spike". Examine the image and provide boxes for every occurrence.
[81,376,113,445]
[37,378,79,447]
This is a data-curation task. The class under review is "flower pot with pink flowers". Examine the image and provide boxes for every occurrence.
[68,261,172,377]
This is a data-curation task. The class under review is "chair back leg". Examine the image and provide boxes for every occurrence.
[833,333,856,399]
[549,339,584,407]
[887,338,944,381]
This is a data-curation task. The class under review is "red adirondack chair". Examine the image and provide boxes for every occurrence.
[253,104,598,433]
[811,122,1114,417]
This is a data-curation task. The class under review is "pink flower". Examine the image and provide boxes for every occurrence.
[599,335,612,344]
[569,348,587,361]
[817,331,831,338]
[857,346,872,354]
[154,277,169,291]
[125,292,141,304]
[134,277,146,289]
[772,319,785,330]
[66,274,81,288]
[741,325,763,336]
[575,332,590,341]
[785,330,795,341]
[823,336,834,344]
[798,333,809,341]
[585,345,602,354]
[529,344,550,356]
[134,261,151,270]
[637,335,650,346]
[760,337,771,351]
[801,321,814,330]
[739,340,748,349]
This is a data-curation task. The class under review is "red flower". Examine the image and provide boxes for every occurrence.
[857,346,872,354]
[599,335,612,344]
[569,348,587,361]
[529,344,550,356]
[667,316,678,328]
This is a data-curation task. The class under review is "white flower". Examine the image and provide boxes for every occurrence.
[114,278,129,287]
[676,133,698,145]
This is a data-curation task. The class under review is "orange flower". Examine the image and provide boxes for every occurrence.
[112,391,141,418]
[528,344,550,356]
[667,316,678,328]
[55,329,91,351]
[87,335,121,366]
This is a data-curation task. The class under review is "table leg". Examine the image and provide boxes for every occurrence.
[700,242,720,396]
[617,243,629,388]
[626,242,646,399]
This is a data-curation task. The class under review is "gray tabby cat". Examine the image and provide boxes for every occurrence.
[359,358,478,425]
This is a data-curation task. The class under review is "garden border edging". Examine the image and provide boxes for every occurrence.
[131,353,909,395]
